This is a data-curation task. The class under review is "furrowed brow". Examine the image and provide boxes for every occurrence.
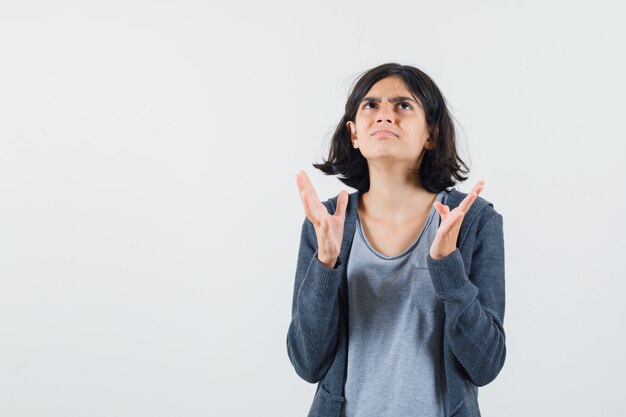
[361,96,419,104]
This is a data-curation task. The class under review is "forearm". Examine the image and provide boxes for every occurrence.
[317,252,339,269]
[287,248,343,383]
[426,213,506,387]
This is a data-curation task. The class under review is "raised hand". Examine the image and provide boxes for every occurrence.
[430,180,486,259]
[295,170,349,269]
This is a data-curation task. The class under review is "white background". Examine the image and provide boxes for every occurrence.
[1,1,625,416]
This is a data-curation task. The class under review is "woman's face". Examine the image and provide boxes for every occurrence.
[346,75,433,170]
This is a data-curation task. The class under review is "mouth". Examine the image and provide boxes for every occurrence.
[372,130,397,137]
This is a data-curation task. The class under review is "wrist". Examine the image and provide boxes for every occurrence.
[430,245,456,260]
[317,253,339,269]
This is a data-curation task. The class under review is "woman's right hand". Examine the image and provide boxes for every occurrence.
[295,170,349,269]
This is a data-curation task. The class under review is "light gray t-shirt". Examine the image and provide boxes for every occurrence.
[341,190,448,417]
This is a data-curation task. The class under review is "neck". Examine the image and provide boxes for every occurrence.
[359,162,437,224]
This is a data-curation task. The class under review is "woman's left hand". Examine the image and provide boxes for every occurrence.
[430,181,486,259]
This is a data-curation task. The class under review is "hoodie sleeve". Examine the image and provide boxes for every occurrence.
[426,210,506,387]
[286,215,344,384]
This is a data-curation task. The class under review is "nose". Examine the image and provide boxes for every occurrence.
[376,102,395,123]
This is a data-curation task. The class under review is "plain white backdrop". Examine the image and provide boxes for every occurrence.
[1,1,625,416]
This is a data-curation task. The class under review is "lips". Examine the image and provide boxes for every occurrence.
[372,130,397,137]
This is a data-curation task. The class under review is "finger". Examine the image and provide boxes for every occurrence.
[458,180,485,213]
[301,191,327,225]
[295,171,327,224]
[295,172,310,207]
[438,210,465,235]
[334,190,349,219]
[433,201,450,222]
[433,201,450,216]
[297,170,321,203]
[295,170,302,194]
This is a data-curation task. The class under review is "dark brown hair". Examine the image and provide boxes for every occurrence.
[313,62,469,193]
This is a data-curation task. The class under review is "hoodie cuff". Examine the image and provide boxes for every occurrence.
[427,248,470,297]
[300,251,343,300]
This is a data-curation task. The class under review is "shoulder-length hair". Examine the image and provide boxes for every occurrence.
[313,62,469,194]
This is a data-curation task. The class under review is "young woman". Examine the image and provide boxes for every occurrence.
[287,63,506,417]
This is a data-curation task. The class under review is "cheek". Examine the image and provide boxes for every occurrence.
[356,121,369,133]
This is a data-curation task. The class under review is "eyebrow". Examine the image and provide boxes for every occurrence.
[361,96,419,104]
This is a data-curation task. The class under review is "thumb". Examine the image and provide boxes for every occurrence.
[334,190,349,218]
[434,201,450,216]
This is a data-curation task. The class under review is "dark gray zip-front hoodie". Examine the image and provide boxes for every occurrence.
[287,188,506,417]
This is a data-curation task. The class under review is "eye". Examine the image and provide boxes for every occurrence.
[362,102,413,110]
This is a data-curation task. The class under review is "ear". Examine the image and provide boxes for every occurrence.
[346,121,358,148]
[424,136,434,150]
[425,125,438,150]
[346,121,355,138]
